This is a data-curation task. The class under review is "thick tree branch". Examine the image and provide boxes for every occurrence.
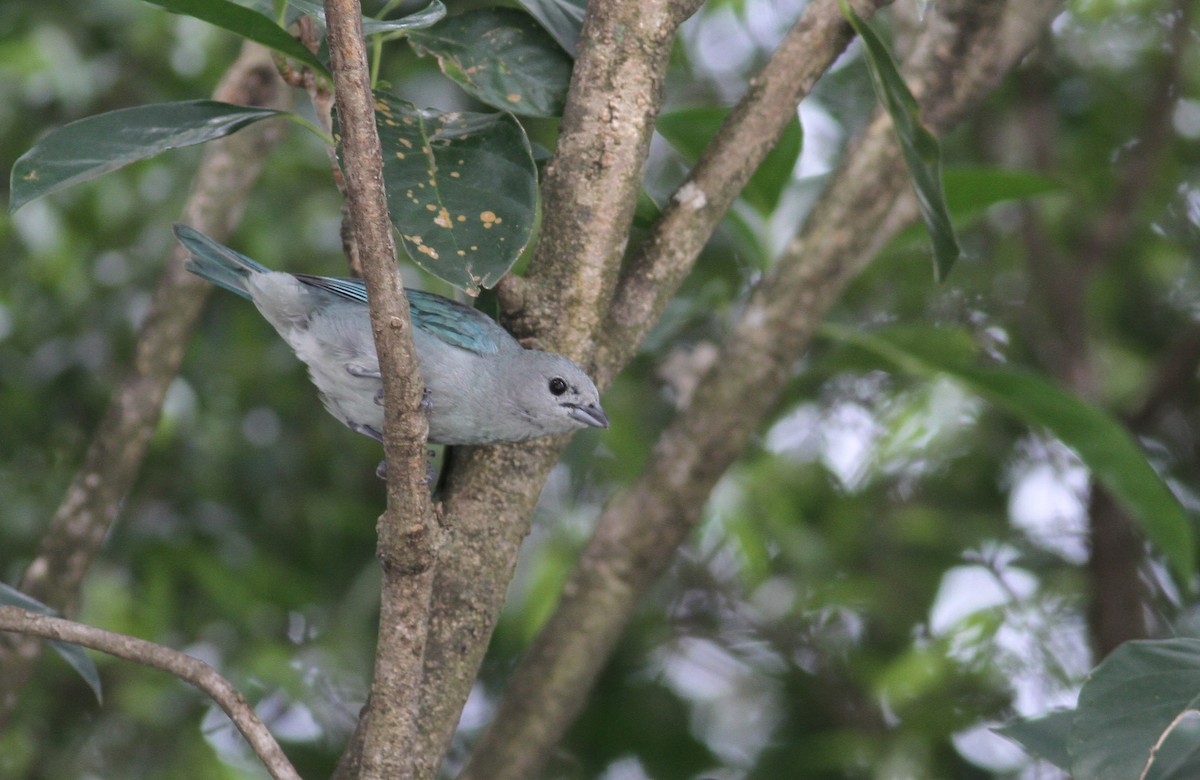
[0,607,299,780]
[0,42,291,727]
[462,3,1064,776]
[594,0,891,387]
[499,0,705,359]
[409,1,704,775]
[322,1,438,778]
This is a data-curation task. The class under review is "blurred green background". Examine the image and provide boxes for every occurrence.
[3,0,1200,777]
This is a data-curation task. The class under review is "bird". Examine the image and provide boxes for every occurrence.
[173,224,609,448]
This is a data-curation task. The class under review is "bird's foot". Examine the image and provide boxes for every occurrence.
[347,421,384,443]
[373,388,431,409]
[373,450,438,484]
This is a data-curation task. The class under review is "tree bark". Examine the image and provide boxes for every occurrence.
[460,3,1064,777]
[322,1,440,777]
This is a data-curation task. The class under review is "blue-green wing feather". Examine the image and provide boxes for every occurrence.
[294,274,508,356]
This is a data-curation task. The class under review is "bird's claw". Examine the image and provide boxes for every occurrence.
[347,421,384,443]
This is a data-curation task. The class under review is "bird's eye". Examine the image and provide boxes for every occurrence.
[549,377,568,396]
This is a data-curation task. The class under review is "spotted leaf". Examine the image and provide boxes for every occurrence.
[408,8,571,118]
[354,93,538,295]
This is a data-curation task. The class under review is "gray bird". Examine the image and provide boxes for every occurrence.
[174,224,608,446]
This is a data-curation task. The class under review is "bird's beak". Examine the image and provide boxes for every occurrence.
[569,402,610,430]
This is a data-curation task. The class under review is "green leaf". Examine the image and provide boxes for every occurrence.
[365,93,538,294]
[408,8,572,118]
[143,0,330,77]
[887,167,1061,248]
[1070,638,1200,780]
[995,709,1074,770]
[838,0,961,281]
[0,583,103,705]
[1149,716,1200,780]
[824,324,1197,580]
[9,101,287,212]
[657,106,804,214]
[287,0,446,35]
[942,167,1060,213]
[514,0,585,57]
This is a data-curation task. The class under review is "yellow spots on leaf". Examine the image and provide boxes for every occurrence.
[456,215,466,222]
[374,100,389,112]
[450,171,461,178]
[457,250,466,257]
[426,204,437,212]
[403,234,440,260]
[398,138,413,148]
[470,245,479,252]
[396,151,406,160]
[480,211,503,229]
[506,93,521,104]
[22,170,38,181]
[433,208,452,229]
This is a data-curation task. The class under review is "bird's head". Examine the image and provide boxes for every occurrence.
[508,351,609,438]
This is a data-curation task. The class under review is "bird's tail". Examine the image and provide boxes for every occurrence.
[173,224,269,301]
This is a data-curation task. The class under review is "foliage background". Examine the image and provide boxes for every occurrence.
[2,0,1199,778]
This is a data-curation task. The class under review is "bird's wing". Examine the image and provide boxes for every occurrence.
[294,275,511,356]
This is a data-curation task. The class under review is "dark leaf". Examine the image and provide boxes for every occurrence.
[287,0,445,35]
[514,0,585,57]
[0,583,103,705]
[887,167,1061,248]
[363,93,538,294]
[1070,638,1200,780]
[144,0,329,76]
[408,8,571,117]
[838,0,960,281]
[10,101,287,212]
[995,709,1074,770]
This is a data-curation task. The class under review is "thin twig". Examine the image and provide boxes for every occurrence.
[595,0,891,387]
[0,607,300,780]
[322,1,438,778]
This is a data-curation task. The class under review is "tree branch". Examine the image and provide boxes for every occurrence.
[409,1,705,776]
[594,0,891,387]
[460,2,1064,776]
[0,607,300,780]
[0,42,291,728]
[322,1,439,778]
